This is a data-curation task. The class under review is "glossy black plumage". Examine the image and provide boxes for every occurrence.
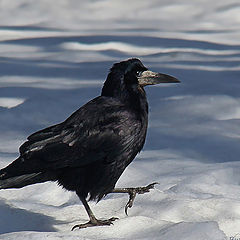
[0,58,179,229]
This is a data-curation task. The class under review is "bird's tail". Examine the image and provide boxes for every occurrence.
[0,169,54,189]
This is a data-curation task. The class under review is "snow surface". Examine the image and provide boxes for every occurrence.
[0,0,240,239]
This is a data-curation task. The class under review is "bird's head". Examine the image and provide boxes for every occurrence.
[101,58,180,99]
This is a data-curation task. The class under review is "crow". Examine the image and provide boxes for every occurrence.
[0,58,179,230]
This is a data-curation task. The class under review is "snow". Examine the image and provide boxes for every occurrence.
[0,0,240,239]
[0,98,25,109]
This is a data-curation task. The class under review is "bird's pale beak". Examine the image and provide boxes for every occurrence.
[138,70,180,87]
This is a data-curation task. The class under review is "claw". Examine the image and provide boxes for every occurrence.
[137,182,159,194]
[124,190,136,215]
[71,217,118,230]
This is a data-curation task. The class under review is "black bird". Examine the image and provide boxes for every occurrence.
[0,58,179,229]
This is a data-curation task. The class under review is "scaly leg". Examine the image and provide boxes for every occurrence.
[71,196,118,230]
[111,182,158,215]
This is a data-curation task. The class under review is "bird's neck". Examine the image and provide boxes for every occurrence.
[130,84,148,109]
[101,73,148,116]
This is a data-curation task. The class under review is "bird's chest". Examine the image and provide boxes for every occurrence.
[118,116,147,157]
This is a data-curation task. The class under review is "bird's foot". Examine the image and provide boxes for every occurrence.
[71,217,118,230]
[123,182,158,215]
[112,182,158,215]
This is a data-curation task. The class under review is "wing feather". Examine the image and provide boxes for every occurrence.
[16,96,141,174]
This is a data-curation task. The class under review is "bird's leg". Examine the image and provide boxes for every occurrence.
[111,182,158,215]
[71,196,118,230]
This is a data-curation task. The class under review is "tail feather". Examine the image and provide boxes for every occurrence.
[0,172,54,189]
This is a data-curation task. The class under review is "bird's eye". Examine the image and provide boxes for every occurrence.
[136,71,142,77]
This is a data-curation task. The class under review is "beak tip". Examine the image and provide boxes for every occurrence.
[166,75,180,84]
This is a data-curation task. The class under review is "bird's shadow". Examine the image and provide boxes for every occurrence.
[0,200,59,234]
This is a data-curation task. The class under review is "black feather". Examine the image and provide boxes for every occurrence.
[0,58,178,218]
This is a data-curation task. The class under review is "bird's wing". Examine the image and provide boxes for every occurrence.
[17,96,140,173]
